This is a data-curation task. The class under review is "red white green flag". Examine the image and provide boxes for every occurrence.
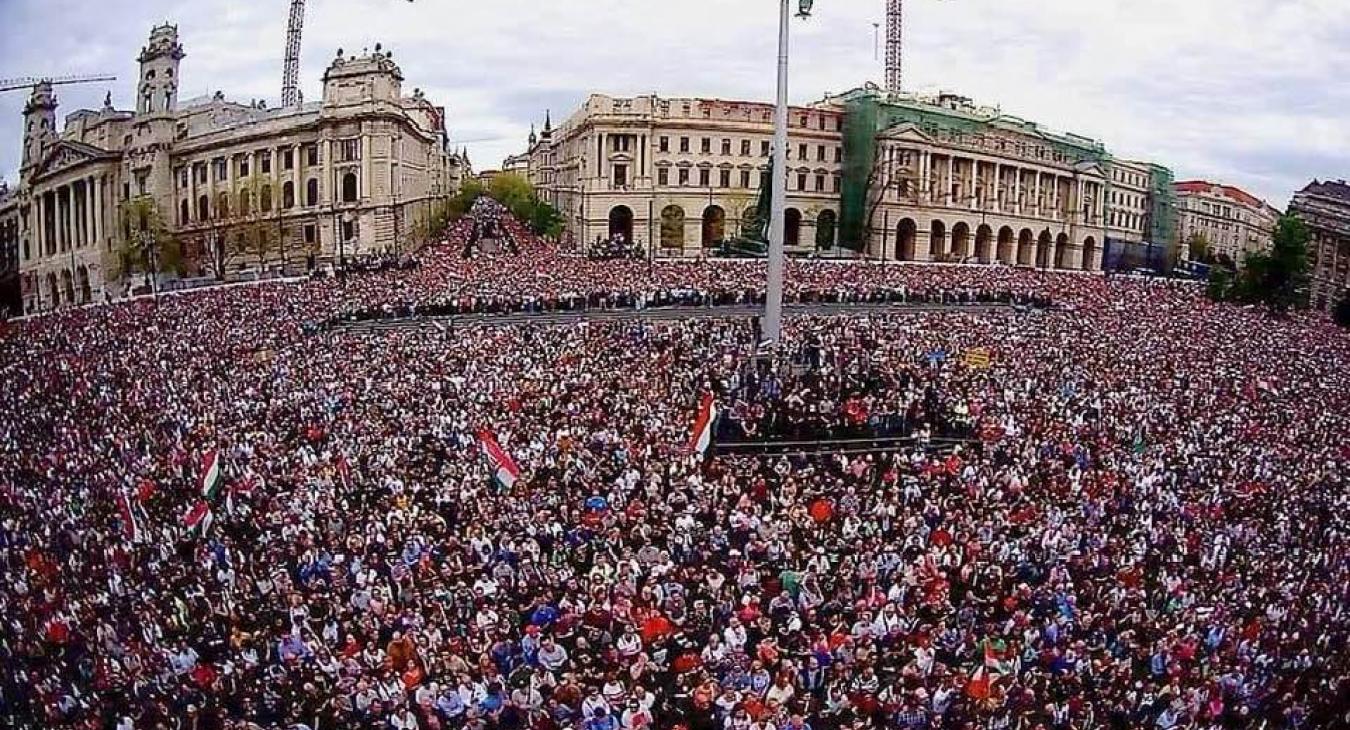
[199,450,223,500]
[182,499,213,535]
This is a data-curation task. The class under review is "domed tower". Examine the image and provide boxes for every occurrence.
[136,23,185,116]
[20,81,57,184]
[541,109,553,143]
[528,124,538,148]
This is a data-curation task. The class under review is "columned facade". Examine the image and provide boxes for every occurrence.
[865,125,1107,270]
[10,25,459,315]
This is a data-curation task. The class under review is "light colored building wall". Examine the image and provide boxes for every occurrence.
[525,91,1119,269]
[1105,158,1151,243]
[11,26,456,315]
[1173,180,1278,265]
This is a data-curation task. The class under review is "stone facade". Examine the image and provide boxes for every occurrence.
[1173,180,1279,266]
[519,88,1161,271]
[1290,179,1350,312]
[521,94,844,256]
[9,24,461,315]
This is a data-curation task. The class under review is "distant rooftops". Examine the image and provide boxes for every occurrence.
[1175,180,1269,210]
[1299,179,1350,203]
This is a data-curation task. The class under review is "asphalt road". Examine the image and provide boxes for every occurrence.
[328,301,1018,335]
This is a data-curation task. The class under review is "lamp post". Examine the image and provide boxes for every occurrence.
[763,0,814,346]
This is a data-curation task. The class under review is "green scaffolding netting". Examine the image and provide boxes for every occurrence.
[838,91,1112,252]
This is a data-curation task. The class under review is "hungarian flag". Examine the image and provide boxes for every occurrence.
[687,393,717,457]
[117,491,141,542]
[967,666,992,700]
[199,450,223,500]
[477,430,520,490]
[983,638,1013,674]
[183,499,213,535]
[226,472,262,515]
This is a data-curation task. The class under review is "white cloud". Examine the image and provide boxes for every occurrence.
[2,0,1347,206]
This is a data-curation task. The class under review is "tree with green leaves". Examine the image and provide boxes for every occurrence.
[235,174,277,271]
[1208,214,1312,313]
[1185,232,1213,263]
[109,196,181,288]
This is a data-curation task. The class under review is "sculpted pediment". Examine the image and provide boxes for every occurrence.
[34,141,116,182]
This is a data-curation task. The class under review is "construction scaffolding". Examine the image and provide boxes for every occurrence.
[838,88,1112,251]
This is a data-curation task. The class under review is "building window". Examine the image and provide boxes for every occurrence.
[816,174,825,192]
[260,185,272,213]
[797,144,807,161]
[217,192,229,218]
[679,137,689,154]
[761,141,770,157]
[659,136,669,153]
[740,170,751,189]
[179,199,189,225]
[306,178,319,206]
[817,145,826,162]
[239,190,250,216]
[340,139,360,162]
[177,168,188,188]
[282,148,295,171]
[213,158,227,182]
[834,147,842,163]
[614,164,628,188]
[699,169,710,187]
[260,152,271,174]
[283,181,296,209]
[678,168,689,186]
[238,156,250,178]
[719,169,731,188]
[721,139,731,156]
[740,140,751,157]
[197,195,209,221]
[304,224,316,245]
[341,173,357,202]
[797,173,807,191]
[658,168,669,186]
[341,219,354,241]
[305,144,318,166]
[701,138,711,154]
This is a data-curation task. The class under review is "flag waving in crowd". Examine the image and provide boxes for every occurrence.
[477,429,520,490]
[687,392,717,457]
[198,449,223,500]
[116,490,141,542]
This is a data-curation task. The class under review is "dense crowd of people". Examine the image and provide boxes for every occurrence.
[1,205,1348,730]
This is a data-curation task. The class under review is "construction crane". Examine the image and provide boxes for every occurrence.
[0,74,117,95]
[280,0,306,108]
[885,0,904,94]
[280,0,416,109]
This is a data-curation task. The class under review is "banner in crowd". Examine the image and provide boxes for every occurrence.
[688,393,717,456]
[117,491,141,541]
[478,430,520,490]
[963,348,992,369]
[199,450,223,500]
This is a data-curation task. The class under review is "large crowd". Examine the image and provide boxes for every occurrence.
[1,205,1348,730]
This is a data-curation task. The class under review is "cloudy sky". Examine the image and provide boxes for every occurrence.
[1,0,1347,206]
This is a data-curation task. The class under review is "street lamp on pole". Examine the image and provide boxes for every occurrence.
[763,0,815,347]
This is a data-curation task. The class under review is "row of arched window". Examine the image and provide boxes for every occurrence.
[178,173,358,225]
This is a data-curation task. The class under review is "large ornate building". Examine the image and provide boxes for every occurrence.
[1290,179,1350,311]
[517,85,1175,270]
[8,24,461,315]
[1172,180,1279,267]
